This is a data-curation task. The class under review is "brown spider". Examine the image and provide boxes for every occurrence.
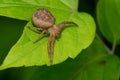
[31,8,77,65]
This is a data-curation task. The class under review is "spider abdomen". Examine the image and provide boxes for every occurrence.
[32,8,55,29]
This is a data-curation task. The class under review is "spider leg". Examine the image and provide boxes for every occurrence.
[48,33,55,65]
[33,30,46,43]
[50,34,55,65]
[57,21,78,29]
[27,26,42,33]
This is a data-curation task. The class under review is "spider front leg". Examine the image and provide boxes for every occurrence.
[48,33,55,65]
[27,26,47,43]
[57,21,78,30]
[27,26,42,33]
[33,30,47,43]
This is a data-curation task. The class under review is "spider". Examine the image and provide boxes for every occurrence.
[31,8,77,65]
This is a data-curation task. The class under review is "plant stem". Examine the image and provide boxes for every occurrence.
[111,40,117,54]
[96,34,111,54]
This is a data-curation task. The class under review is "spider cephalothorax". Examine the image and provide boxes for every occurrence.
[32,8,77,65]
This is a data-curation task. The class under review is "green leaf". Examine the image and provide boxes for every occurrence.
[97,0,120,44]
[0,0,96,70]
[0,13,96,69]
[20,37,120,80]
[60,0,78,11]
[74,55,120,80]
[74,38,119,80]
[0,0,78,21]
